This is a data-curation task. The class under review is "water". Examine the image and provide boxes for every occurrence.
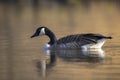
[0,2,120,80]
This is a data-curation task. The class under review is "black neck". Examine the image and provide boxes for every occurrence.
[45,28,57,45]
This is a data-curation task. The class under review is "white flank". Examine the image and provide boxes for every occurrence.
[82,39,106,49]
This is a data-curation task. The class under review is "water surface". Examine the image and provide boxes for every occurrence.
[0,2,120,80]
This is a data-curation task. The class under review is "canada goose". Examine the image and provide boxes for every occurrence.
[31,26,112,49]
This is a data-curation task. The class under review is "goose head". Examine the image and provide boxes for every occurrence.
[31,26,47,38]
[31,26,57,46]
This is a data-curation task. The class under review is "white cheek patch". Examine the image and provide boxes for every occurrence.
[40,28,45,35]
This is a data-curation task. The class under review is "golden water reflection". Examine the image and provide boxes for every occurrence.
[0,1,120,80]
[37,49,106,78]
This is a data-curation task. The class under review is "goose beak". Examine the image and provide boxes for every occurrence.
[31,33,37,38]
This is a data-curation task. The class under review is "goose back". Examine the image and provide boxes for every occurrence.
[56,33,111,49]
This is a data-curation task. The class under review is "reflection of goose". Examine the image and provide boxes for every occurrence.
[36,49,105,77]
[45,49,105,62]
[31,26,112,49]
[36,51,56,78]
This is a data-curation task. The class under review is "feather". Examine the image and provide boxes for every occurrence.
[56,33,111,49]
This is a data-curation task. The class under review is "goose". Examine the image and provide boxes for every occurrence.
[31,26,112,50]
